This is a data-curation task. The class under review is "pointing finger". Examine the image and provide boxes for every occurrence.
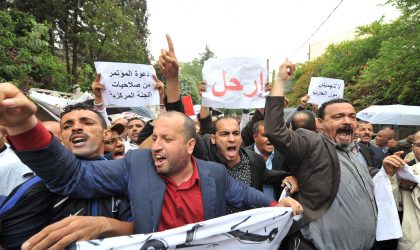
[166,34,175,54]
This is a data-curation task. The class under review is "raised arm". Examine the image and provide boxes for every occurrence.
[264,61,308,166]
[0,83,128,198]
[91,74,111,126]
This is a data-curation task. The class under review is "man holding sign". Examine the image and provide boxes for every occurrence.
[201,57,268,109]
[307,77,345,106]
[94,62,161,107]
[0,35,303,249]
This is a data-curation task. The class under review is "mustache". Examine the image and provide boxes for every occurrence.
[336,124,353,135]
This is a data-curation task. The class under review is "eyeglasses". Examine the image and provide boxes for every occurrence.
[413,143,420,148]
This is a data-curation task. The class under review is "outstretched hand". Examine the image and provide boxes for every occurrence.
[0,82,38,135]
[21,216,134,250]
[383,151,407,176]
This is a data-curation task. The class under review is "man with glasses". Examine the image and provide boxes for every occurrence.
[104,123,126,160]
[408,131,420,166]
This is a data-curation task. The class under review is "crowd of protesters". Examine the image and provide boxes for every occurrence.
[0,35,419,250]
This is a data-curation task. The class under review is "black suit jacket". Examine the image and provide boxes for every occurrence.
[358,143,379,177]
[245,144,291,199]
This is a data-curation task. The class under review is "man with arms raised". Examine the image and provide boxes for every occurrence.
[263,61,400,249]
[0,35,302,249]
[0,103,133,249]
[0,85,302,231]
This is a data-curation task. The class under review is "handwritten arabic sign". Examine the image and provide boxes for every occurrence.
[202,57,268,109]
[308,77,345,105]
[94,62,159,107]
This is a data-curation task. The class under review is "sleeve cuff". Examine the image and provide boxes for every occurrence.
[164,96,184,112]
[8,121,53,151]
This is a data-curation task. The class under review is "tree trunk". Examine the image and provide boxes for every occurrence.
[71,0,80,93]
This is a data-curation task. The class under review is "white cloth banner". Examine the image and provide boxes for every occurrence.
[202,57,268,109]
[94,62,159,107]
[307,77,344,105]
[73,207,293,250]
[373,168,403,241]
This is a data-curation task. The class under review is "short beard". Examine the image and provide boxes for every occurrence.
[335,124,353,150]
[336,141,352,150]
[161,149,190,176]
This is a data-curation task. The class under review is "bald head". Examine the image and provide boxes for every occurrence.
[291,111,317,132]
[376,127,394,147]
[157,111,196,141]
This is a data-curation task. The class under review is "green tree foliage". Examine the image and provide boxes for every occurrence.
[354,15,420,107]
[179,45,216,104]
[288,0,419,108]
[0,9,68,91]
[179,73,200,104]
[198,45,216,65]
[4,0,151,92]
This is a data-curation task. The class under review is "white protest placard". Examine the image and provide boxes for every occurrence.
[94,62,159,107]
[73,207,293,250]
[202,57,268,109]
[307,77,344,105]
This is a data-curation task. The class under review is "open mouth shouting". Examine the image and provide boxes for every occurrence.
[113,149,125,159]
[336,124,353,143]
[154,154,167,168]
[225,145,238,158]
[70,133,88,147]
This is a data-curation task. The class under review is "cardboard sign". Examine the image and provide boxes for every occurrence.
[202,57,268,109]
[94,62,159,107]
[308,77,344,105]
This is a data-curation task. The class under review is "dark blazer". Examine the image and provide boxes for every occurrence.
[241,109,264,147]
[264,96,341,236]
[408,159,416,166]
[245,144,290,199]
[358,143,380,177]
[195,133,289,191]
[16,138,274,234]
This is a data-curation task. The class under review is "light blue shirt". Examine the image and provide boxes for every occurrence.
[254,144,276,200]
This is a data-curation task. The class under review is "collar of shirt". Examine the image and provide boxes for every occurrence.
[160,157,200,189]
[254,143,275,162]
[0,145,7,154]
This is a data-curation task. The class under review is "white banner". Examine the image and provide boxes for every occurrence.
[373,168,403,241]
[202,58,268,109]
[307,77,344,105]
[94,62,160,107]
[73,207,293,250]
